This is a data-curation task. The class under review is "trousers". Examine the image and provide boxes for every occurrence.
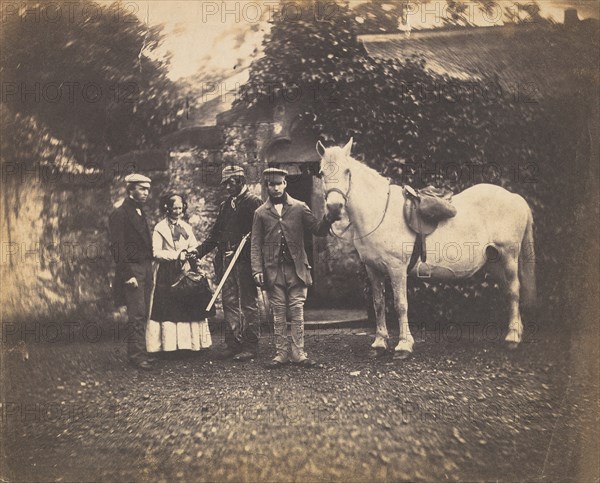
[221,254,259,353]
[124,260,154,362]
[268,261,308,362]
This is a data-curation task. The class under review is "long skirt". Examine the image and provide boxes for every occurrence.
[146,319,212,352]
[147,260,215,352]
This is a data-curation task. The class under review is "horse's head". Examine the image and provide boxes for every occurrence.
[316,138,353,220]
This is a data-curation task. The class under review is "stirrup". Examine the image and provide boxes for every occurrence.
[416,261,432,278]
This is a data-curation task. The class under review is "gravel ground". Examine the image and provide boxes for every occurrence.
[1,322,597,482]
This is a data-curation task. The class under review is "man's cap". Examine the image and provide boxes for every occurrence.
[124,173,151,186]
[262,167,288,179]
[221,165,245,184]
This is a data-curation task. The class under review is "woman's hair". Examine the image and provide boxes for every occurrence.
[160,192,188,217]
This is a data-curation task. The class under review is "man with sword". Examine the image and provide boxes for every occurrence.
[194,165,263,361]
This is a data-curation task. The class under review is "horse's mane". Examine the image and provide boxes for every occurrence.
[346,155,388,186]
[346,155,378,176]
[323,145,388,188]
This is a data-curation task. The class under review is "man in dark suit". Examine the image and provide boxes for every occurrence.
[108,174,155,370]
[251,168,340,368]
[196,166,263,361]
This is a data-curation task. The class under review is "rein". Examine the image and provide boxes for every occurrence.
[325,169,392,241]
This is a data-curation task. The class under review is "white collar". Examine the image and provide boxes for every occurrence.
[155,218,190,248]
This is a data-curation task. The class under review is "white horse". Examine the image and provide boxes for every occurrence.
[317,139,536,359]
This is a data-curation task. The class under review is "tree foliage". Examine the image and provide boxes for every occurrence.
[238,0,545,189]
[350,0,549,32]
[2,0,181,163]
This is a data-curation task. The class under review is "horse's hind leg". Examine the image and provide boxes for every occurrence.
[389,267,414,359]
[500,250,523,349]
[365,265,389,354]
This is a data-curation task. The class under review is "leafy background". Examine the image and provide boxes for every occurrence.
[234,0,596,329]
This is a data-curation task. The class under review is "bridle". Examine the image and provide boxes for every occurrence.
[324,168,352,206]
[323,166,392,241]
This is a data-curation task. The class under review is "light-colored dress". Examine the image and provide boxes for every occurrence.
[146,218,212,352]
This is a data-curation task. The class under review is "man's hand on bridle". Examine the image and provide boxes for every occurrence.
[125,277,138,289]
[326,211,342,223]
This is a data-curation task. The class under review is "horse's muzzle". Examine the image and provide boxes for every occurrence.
[326,201,344,217]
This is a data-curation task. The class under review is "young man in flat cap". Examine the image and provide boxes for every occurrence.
[108,174,155,370]
[195,165,263,361]
[251,168,340,368]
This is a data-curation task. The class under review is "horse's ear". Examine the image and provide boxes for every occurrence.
[316,140,326,157]
[342,137,353,156]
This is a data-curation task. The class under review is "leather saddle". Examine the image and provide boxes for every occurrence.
[404,185,457,272]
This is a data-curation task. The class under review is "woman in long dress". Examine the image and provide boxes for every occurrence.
[146,193,214,353]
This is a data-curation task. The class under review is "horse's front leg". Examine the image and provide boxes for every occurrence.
[365,264,389,355]
[389,266,414,359]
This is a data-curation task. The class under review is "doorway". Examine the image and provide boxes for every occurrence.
[284,172,317,306]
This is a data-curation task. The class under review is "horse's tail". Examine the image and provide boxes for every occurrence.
[519,207,537,308]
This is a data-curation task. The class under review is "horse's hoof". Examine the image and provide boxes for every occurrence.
[393,350,412,360]
[506,341,520,351]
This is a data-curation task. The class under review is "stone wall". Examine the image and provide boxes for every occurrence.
[1,175,112,323]
[0,153,174,327]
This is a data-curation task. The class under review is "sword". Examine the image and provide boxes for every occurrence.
[205,232,251,312]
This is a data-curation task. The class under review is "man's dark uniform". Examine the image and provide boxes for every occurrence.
[196,177,262,355]
[108,177,154,364]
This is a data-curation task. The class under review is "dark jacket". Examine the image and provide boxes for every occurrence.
[108,197,153,307]
[196,187,262,279]
[251,194,332,288]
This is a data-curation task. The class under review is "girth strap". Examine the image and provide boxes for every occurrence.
[407,234,423,273]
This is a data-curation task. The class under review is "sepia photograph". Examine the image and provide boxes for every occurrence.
[1,0,598,481]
